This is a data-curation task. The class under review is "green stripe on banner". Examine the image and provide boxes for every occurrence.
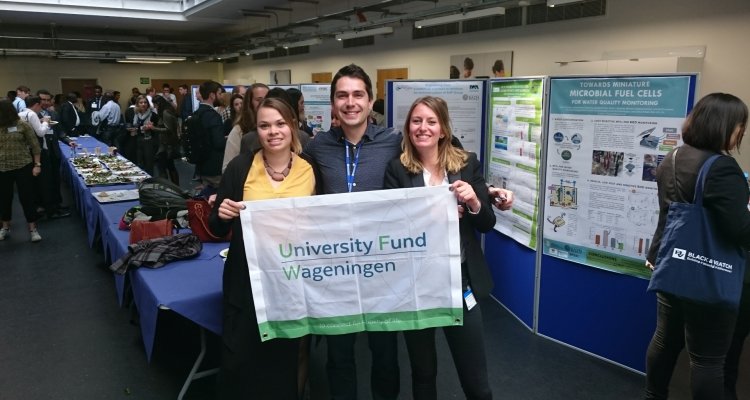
[257,308,463,341]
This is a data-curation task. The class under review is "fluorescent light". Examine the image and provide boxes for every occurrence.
[281,38,322,49]
[124,55,186,62]
[336,26,394,41]
[215,52,240,60]
[415,7,505,28]
[117,59,173,64]
[547,0,583,7]
[246,47,274,55]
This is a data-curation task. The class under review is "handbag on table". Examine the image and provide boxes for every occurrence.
[647,150,747,309]
[186,198,232,242]
[129,219,175,244]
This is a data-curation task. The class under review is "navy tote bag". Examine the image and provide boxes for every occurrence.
[647,152,746,309]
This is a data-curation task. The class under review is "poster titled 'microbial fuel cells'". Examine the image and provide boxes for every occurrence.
[543,75,694,278]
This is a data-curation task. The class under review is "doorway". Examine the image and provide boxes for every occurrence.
[376,68,408,100]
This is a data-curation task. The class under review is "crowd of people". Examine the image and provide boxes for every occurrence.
[4,63,749,400]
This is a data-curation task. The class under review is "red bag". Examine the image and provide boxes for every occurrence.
[187,198,232,242]
[129,219,174,244]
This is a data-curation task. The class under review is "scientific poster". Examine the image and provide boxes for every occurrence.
[388,80,487,158]
[300,84,331,136]
[542,75,695,278]
[485,78,545,248]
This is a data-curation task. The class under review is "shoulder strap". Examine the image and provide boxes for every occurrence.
[693,154,722,206]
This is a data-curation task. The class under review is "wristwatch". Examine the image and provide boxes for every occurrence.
[34,163,42,167]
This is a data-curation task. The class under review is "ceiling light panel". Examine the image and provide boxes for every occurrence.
[414,7,506,28]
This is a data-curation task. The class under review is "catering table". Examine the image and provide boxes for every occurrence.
[60,136,225,399]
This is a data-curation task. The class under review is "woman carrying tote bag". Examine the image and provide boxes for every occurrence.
[644,93,750,400]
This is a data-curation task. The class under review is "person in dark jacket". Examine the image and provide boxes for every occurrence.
[194,81,226,193]
[644,92,750,400]
[209,97,320,399]
[384,96,496,400]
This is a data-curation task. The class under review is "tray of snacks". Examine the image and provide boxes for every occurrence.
[93,189,140,203]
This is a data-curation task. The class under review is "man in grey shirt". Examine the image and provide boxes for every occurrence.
[303,64,402,400]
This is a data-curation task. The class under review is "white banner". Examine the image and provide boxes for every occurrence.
[240,186,463,341]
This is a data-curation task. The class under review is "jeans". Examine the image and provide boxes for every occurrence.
[645,292,737,400]
[326,332,400,400]
[724,280,750,400]
[404,302,492,400]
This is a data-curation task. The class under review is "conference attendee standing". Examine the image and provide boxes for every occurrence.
[303,64,402,400]
[129,95,158,175]
[59,92,81,137]
[0,100,43,242]
[644,93,750,400]
[151,95,180,185]
[37,89,74,219]
[96,91,122,146]
[84,85,103,135]
[209,97,318,399]
[193,81,226,193]
[13,85,30,112]
[384,96,496,400]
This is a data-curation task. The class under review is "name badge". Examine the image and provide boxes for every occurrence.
[8,126,18,132]
[463,287,477,311]
[91,102,98,108]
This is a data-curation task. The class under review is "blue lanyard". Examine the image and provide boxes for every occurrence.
[345,141,363,193]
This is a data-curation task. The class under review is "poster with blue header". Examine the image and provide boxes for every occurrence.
[543,75,696,278]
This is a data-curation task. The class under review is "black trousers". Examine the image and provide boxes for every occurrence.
[326,331,400,400]
[645,292,737,400]
[135,135,157,176]
[217,303,299,400]
[724,280,750,400]
[404,301,492,400]
[0,163,39,223]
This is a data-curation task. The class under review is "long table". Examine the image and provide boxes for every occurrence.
[60,136,225,399]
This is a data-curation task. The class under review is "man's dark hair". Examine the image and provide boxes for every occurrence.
[7,90,17,100]
[36,89,51,97]
[199,80,222,101]
[266,88,293,109]
[25,96,41,107]
[66,92,78,103]
[682,92,748,153]
[16,85,30,93]
[94,85,103,91]
[162,83,171,89]
[373,99,385,115]
[330,64,373,102]
[179,84,189,90]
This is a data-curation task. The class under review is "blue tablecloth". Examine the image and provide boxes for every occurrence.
[60,137,226,361]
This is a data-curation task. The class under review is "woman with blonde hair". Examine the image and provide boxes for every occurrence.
[210,97,319,399]
[384,96,495,400]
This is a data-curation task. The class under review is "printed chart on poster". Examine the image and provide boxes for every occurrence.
[542,75,697,278]
[300,84,331,136]
[485,78,545,249]
[387,80,487,159]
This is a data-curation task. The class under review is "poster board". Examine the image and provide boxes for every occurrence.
[541,74,698,278]
[300,84,331,136]
[386,80,488,160]
[485,77,546,249]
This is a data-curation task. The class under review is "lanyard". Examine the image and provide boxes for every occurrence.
[345,141,363,193]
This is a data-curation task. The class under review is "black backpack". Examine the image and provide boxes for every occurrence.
[137,178,190,212]
[183,107,210,164]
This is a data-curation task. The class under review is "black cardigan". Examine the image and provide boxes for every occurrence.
[208,151,322,310]
[647,145,750,277]
[383,152,497,298]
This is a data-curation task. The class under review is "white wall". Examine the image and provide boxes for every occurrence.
[223,0,750,170]
[0,58,221,95]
